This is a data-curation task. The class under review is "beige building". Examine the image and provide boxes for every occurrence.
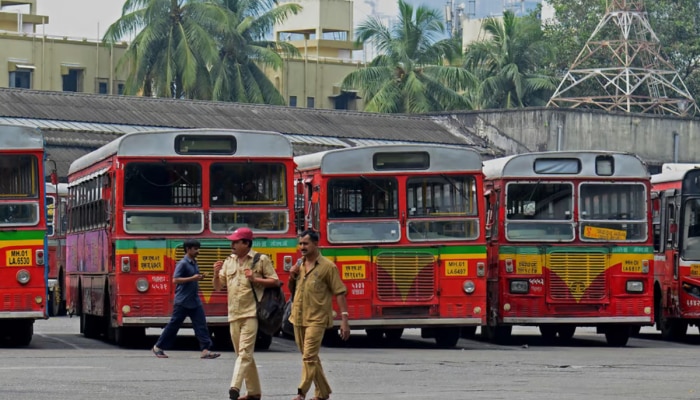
[0,0,128,94]
[1,0,366,110]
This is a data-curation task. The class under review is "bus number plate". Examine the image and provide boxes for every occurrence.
[691,264,700,277]
[516,255,541,274]
[6,249,31,266]
[445,260,468,276]
[139,254,164,271]
[342,264,366,280]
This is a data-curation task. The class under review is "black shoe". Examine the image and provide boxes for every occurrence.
[229,388,240,400]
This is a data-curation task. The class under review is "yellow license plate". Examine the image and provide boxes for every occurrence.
[138,253,164,271]
[691,264,700,277]
[622,260,643,273]
[6,249,32,267]
[445,260,468,276]
[342,264,366,280]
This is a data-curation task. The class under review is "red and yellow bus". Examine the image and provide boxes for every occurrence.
[483,151,653,346]
[0,124,48,346]
[66,128,297,348]
[294,145,486,347]
[46,181,68,316]
[651,164,700,340]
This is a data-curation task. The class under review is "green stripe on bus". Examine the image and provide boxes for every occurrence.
[321,245,486,257]
[115,237,298,249]
[0,230,45,240]
[497,245,653,254]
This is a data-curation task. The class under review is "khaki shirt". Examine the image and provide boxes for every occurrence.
[289,254,347,328]
[218,249,278,322]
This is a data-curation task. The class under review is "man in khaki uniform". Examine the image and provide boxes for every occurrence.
[213,227,280,400]
[289,229,350,400]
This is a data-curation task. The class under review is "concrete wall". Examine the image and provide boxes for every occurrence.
[447,108,700,168]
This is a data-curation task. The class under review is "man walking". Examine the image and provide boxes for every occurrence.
[213,227,281,400]
[289,229,350,400]
[152,239,220,359]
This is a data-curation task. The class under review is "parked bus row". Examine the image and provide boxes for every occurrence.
[2,123,698,348]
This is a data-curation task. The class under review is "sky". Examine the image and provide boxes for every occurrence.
[30,0,543,40]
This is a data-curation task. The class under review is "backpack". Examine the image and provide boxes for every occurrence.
[250,253,286,336]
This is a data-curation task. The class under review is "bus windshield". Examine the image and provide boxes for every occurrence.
[0,154,39,198]
[210,163,287,207]
[682,198,700,260]
[124,162,201,206]
[406,175,480,242]
[326,177,399,243]
[505,182,574,241]
[579,183,647,242]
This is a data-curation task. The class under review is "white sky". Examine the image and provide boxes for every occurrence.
[36,0,124,39]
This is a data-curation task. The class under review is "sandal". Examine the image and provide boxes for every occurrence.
[152,347,168,358]
[201,350,221,359]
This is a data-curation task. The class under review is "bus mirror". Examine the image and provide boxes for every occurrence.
[50,171,58,185]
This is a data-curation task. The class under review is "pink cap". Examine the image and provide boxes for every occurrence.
[226,227,254,241]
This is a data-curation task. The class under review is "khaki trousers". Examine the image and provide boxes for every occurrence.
[229,317,261,395]
[294,325,332,398]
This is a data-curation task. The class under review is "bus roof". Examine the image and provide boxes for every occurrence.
[483,151,649,179]
[0,124,43,150]
[294,144,482,174]
[651,166,700,185]
[69,128,292,175]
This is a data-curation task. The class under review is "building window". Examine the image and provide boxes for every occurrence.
[307,97,315,109]
[96,80,108,94]
[116,82,125,95]
[289,96,297,107]
[9,69,32,89]
[62,68,84,92]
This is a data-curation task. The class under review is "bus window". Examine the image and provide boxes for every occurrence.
[0,155,39,198]
[327,177,397,219]
[124,162,201,206]
[682,199,700,260]
[579,183,647,242]
[504,182,573,241]
[210,163,286,207]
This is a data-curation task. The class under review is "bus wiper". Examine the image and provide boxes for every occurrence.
[440,174,467,200]
[359,175,388,194]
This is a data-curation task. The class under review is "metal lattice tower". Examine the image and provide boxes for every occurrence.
[547,0,698,117]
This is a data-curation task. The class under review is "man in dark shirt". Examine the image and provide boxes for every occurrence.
[152,239,220,359]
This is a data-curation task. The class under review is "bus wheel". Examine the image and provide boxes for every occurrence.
[384,328,404,342]
[434,328,460,348]
[8,320,33,347]
[81,313,100,339]
[52,273,66,316]
[557,325,576,341]
[629,326,641,336]
[255,332,273,351]
[539,325,557,342]
[604,327,630,347]
[211,327,233,350]
[460,326,477,338]
[659,314,687,341]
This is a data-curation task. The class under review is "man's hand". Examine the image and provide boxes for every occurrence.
[213,260,223,277]
[244,268,255,282]
[339,320,350,341]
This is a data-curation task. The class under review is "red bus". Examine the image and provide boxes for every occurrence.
[46,182,68,316]
[294,145,486,347]
[66,128,297,348]
[483,151,654,346]
[651,164,700,340]
[0,124,48,346]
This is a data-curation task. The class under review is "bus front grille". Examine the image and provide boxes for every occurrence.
[375,252,435,302]
[547,252,606,301]
[174,246,231,293]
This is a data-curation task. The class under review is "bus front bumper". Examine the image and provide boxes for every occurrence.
[503,316,653,324]
[122,316,229,326]
[0,312,45,319]
[332,317,482,328]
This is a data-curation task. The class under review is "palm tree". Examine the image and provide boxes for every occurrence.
[208,0,301,104]
[462,10,556,109]
[342,0,473,113]
[103,0,222,99]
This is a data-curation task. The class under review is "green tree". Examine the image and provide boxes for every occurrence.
[207,0,301,104]
[342,0,472,113]
[104,0,300,103]
[462,10,557,109]
[103,0,222,99]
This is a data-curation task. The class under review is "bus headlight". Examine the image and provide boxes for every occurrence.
[463,280,476,294]
[16,269,30,285]
[626,280,644,293]
[135,278,149,293]
[510,280,529,294]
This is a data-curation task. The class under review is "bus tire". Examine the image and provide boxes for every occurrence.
[557,325,576,341]
[52,270,66,316]
[365,328,384,343]
[8,320,33,347]
[604,327,630,347]
[434,327,460,348]
[211,327,233,350]
[659,314,687,341]
[460,326,477,338]
[384,328,404,342]
[255,332,273,351]
[539,325,557,342]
